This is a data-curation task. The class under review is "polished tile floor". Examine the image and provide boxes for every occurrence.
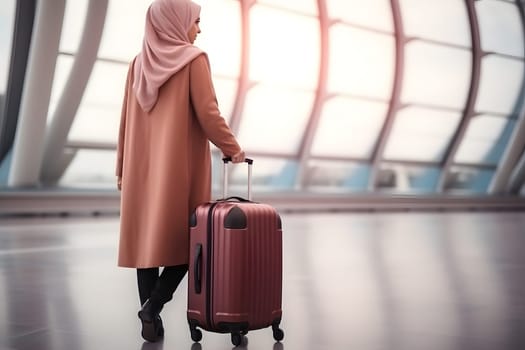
[1,211,525,350]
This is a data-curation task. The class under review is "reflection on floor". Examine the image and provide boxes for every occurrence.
[1,211,525,350]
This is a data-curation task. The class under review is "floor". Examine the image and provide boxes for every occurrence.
[0,211,524,350]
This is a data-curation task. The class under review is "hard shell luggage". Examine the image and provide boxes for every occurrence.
[187,158,284,346]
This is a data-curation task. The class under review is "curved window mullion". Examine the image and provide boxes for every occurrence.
[367,0,405,190]
[228,0,254,135]
[436,0,483,192]
[296,0,330,189]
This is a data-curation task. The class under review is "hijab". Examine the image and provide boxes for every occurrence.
[133,0,205,112]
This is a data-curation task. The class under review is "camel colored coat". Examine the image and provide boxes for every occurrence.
[116,54,241,268]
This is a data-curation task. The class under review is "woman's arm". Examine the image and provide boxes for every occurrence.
[189,54,242,158]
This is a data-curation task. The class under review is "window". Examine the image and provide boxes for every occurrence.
[305,160,370,192]
[383,107,462,162]
[476,0,524,57]
[238,84,314,155]
[402,42,471,109]
[455,115,515,165]
[249,5,320,89]
[475,56,524,115]
[400,0,470,46]
[328,24,395,99]
[327,0,393,33]
[311,97,388,159]
[6,0,523,196]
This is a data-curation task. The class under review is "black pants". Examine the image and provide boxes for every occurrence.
[136,264,188,307]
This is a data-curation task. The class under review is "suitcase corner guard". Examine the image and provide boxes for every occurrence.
[224,206,247,229]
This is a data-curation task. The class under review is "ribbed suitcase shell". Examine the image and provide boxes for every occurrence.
[187,199,283,337]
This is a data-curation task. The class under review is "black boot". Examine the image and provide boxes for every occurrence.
[137,264,188,342]
[156,315,164,337]
[138,298,164,342]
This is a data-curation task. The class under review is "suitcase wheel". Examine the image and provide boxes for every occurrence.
[272,324,284,342]
[190,328,202,342]
[231,332,246,347]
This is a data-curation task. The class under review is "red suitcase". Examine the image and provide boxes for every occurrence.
[187,158,284,346]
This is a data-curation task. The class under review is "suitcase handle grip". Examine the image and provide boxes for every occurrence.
[222,157,253,165]
[194,244,202,294]
[222,196,251,203]
[222,157,253,201]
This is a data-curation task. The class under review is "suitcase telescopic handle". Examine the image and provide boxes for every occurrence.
[222,157,253,201]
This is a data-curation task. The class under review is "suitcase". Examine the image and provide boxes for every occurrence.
[187,157,284,346]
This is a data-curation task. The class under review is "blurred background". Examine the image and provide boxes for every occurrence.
[1,0,525,214]
[1,2,525,350]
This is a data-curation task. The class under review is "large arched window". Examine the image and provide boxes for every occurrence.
[1,0,524,197]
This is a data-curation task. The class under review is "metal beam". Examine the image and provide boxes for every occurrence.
[2,190,525,216]
[436,0,483,192]
[7,0,66,187]
[0,0,36,164]
[66,141,116,151]
[507,149,525,193]
[368,0,405,191]
[295,0,330,189]
[40,0,109,185]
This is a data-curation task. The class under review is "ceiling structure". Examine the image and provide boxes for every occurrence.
[1,0,525,199]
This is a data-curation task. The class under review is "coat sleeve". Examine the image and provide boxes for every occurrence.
[116,64,132,177]
[189,54,242,157]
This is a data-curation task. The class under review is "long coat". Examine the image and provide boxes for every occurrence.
[116,54,241,268]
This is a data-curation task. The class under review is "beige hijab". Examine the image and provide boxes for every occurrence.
[133,0,205,112]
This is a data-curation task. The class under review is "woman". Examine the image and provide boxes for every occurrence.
[116,0,245,342]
